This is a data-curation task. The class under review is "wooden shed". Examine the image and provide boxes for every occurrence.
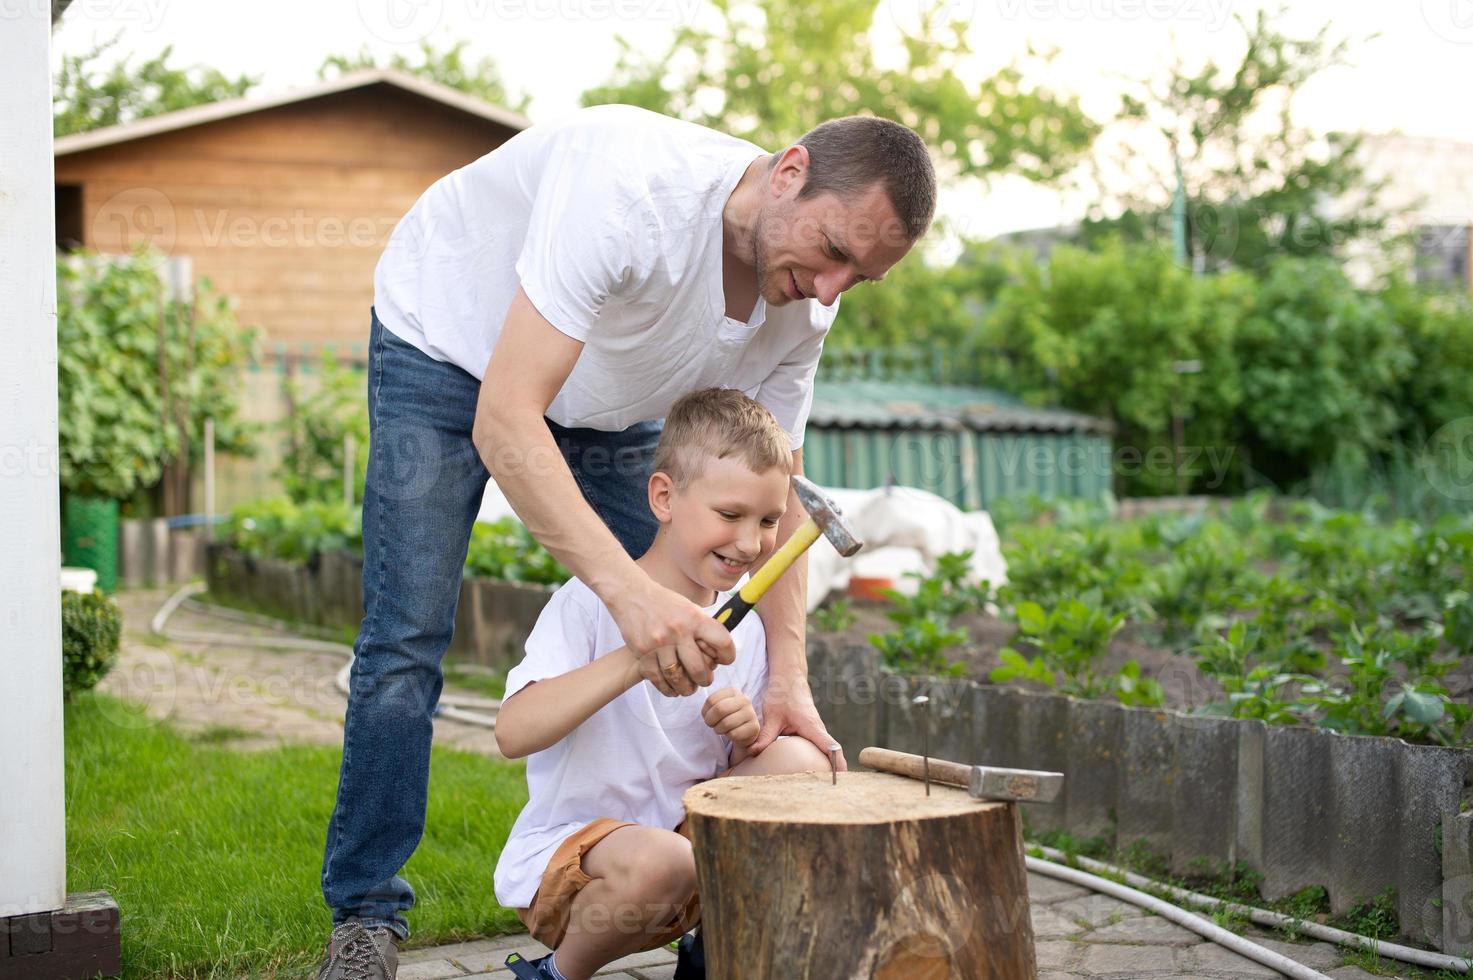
[53,68,529,350]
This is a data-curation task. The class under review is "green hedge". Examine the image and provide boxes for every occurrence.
[224,497,568,586]
[837,243,1473,498]
[62,589,122,698]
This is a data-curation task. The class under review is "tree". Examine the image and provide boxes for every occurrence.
[1079,9,1387,274]
[580,0,1097,183]
[974,240,1248,494]
[54,35,258,136]
[319,40,530,113]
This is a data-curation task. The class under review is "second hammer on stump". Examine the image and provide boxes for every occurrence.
[683,771,1039,979]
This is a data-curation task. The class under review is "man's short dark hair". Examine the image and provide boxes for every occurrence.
[792,116,936,242]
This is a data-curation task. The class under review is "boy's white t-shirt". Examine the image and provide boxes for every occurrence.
[373,103,837,449]
[492,576,769,910]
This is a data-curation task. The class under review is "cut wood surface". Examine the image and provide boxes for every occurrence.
[685,772,1036,979]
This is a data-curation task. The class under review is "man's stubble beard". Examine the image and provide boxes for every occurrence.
[751,206,785,306]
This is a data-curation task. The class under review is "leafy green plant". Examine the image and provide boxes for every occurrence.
[224,499,568,585]
[57,250,256,500]
[995,597,1125,699]
[869,616,968,676]
[464,519,569,586]
[61,590,122,698]
[1191,621,1304,724]
[1298,623,1469,745]
[812,599,857,634]
[990,647,1056,688]
[225,497,361,562]
[280,352,368,505]
[1114,661,1165,707]
[883,551,993,624]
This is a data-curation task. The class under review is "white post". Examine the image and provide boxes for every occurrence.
[204,417,216,540]
[0,9,67,916]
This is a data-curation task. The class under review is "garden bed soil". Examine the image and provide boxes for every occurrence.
[815,598,1473,717]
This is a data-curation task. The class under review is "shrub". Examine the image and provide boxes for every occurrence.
[223,498,568,585]
[280,353,368,504]
[224,497,361,562]
[464,518,569,586]
[62,590,122,698]
[56,250,255,499]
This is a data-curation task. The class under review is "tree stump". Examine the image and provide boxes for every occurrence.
[684,771,1036,979]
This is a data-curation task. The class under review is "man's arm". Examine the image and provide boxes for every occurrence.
[474,288,736,696]
[493,645,642,758]
[747,448,849,769]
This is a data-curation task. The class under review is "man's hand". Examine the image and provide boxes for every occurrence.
[749,668,848,770]
[609,576,736,697]
[702,687,760,749]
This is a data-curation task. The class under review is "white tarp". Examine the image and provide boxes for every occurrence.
[802,485,1008,610]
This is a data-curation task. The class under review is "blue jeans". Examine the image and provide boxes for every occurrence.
[321,310,662,939]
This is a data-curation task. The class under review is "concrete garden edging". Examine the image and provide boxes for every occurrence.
[807,638,1473,955]
[202,543,555,671]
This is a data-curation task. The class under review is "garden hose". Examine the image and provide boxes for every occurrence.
[150,583,499,728]
[1030,845,1471,975]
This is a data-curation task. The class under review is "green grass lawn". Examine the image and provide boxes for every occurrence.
[65,692,528,978]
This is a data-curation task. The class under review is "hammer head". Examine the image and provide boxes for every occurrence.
[792,475,863,557]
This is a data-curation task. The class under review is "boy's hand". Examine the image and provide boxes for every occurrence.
[702,687,759,748]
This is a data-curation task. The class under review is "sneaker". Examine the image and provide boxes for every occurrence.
[504,951,559,979]
[673,928,705,980]
[316,921,399,980]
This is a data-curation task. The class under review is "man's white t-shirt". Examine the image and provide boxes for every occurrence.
[373,104,837,448]
[492,577,769,910]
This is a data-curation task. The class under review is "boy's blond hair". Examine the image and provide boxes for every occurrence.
[655,388,792,489]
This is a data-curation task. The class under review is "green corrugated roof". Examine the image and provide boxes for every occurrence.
[809,380,1112,434]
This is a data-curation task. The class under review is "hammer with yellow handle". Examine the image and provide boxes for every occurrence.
[713,475,862,631]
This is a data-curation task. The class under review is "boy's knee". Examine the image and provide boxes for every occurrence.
[759,735,831,774]
[606,830,696,903]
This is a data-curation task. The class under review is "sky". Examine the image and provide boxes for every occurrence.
[48,0,1473,238]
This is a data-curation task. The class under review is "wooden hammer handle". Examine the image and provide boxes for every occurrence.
[858,747,972,788]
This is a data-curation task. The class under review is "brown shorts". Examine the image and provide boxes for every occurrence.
[516,817,701,952]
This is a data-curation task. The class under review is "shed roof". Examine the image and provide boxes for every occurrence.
[53,68,531,158]
[809,380,1112,434]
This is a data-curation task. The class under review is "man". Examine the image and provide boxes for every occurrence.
[317,104,934,979]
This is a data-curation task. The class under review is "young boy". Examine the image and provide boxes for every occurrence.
[492,388,831,980]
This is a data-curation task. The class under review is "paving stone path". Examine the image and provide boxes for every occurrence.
[102,589,501,756]
[104,590,1407,979]
[395,871,1390,979]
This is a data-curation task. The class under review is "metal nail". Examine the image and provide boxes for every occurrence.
[829,744,840,785]
[914,694,931,796]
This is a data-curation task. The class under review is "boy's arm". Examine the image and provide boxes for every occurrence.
[494,645,642,758]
